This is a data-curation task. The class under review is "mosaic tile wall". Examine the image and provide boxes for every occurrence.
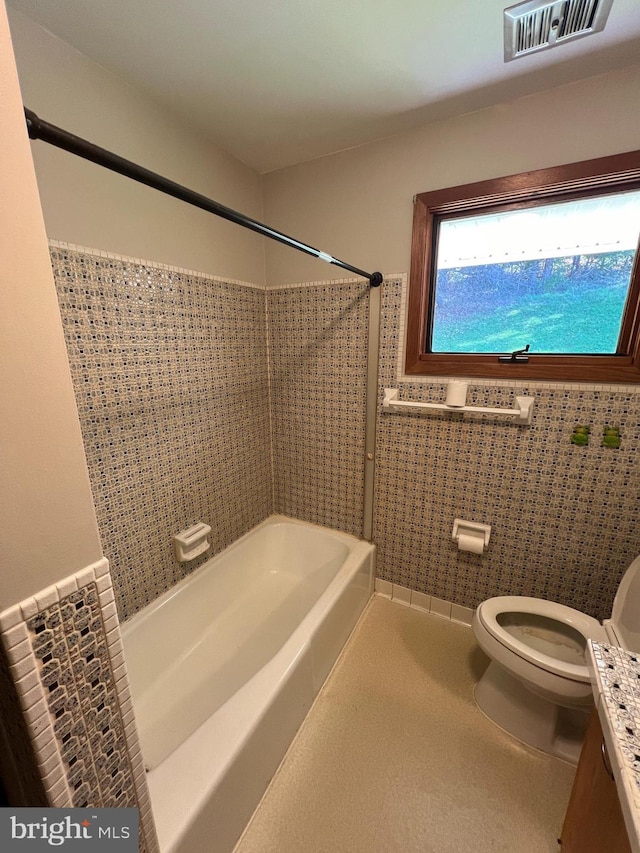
[51,245,273,620]
[0,559,158,852]
[267,281,370,536]
[374,276,640,621]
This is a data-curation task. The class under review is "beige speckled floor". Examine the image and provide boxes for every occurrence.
[234,596,575,853]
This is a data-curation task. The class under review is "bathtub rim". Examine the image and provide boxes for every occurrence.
[121,513,366,639]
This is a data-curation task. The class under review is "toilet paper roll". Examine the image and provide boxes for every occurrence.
[445,380,468,408]
[457,533,485,554]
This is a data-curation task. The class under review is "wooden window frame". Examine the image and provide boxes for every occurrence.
[406,151,640,382]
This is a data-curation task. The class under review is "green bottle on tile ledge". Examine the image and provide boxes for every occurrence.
[602,426,621,449]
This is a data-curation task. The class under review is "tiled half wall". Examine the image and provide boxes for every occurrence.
[0,560,159,852]
[374,276,640,621]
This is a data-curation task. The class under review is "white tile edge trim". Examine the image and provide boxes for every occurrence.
[48,240,266,291]
[373,579,474,626]
[49,240,403,294]
[0,559,160,852]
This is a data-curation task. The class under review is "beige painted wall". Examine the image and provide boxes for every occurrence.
[0,2,102,609]
[7,7,266,285]
[263,64,640,286]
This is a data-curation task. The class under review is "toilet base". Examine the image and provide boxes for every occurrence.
[474,661,590,765]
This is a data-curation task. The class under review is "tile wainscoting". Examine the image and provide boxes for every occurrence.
[12,247,638,838]
[50,244,370,620]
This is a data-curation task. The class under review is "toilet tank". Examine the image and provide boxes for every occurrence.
[607,555,640,652]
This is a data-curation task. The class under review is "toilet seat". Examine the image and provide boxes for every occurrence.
[476,596,607,682]
[472,556,640,762]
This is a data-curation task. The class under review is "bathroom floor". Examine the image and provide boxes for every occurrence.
[234,595,575,853]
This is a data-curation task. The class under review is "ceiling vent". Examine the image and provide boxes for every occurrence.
[504,0,613,61]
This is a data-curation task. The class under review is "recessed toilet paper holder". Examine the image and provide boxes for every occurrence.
[452,519,491,552]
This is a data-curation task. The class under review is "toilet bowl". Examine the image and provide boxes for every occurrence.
[472,555,640,765]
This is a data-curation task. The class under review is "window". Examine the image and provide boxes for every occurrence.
[406,151,640,382]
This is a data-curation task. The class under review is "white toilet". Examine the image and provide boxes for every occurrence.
[472,555,640,765]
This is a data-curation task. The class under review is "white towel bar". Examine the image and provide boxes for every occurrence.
[382,388,534,425]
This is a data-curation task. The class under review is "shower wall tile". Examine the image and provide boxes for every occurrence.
[267,281,369,536]
[374,276,640,621]
[0,560,158,853]
[50,246,273,620]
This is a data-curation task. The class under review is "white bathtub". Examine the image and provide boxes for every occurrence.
[121,515,375,853]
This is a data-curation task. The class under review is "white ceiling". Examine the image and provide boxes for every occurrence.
[8,0,640,173]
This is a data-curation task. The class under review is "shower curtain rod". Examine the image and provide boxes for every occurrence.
[24,108,383,287]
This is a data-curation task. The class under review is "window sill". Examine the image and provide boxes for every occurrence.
[405,353,640,383]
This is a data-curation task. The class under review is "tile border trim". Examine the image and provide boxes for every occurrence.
[374,579,474,626]
[48,240,265,291]
[49,240,406,293]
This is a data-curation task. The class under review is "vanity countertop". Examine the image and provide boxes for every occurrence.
[588,641,640,853]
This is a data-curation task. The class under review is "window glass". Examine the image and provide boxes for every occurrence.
[430,189,640,355]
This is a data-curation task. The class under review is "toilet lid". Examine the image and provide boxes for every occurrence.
[477,596,606,681]
[609,555,640,653]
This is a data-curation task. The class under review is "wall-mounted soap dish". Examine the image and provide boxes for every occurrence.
[173,522,211,562]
